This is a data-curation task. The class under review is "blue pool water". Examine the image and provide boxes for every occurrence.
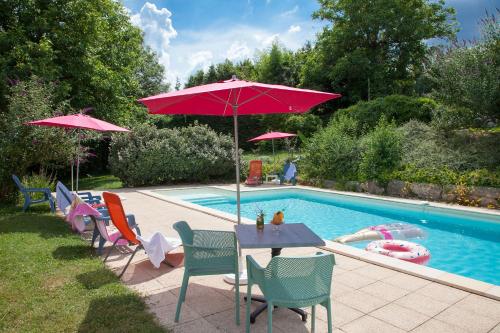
[159,188,500,285]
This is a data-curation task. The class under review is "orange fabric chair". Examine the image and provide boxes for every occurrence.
[245,160,263,186]
[102,192,183,277]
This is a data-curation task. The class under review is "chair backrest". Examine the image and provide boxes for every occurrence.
[264,253,335,300]
[56,181,73,212]
[248,160,262,179]
[102,192,139,245]
[173,221,194,245]
[12,175,25,192]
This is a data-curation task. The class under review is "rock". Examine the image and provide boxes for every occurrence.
[387,180,407,197]
[323,180,337,189]
[410,183,442,200]
[478,197,498,208]
[441,185,458,202]
[345,181,362,192]
[360,181,385,195]
[469,186,500,200]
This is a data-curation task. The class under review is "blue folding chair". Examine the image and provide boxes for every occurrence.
[12,175,55,212]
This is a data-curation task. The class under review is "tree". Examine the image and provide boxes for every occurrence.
[426,10,500,128]
[306,0,456,104]
[0,0,167,126]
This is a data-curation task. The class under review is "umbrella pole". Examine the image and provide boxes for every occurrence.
[71,160,74,192]
[223,104,248,285]
[272,138,275,174]
[232,106,241,226]
[76,129,80,192]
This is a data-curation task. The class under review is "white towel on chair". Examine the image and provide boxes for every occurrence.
[137,232,181,268]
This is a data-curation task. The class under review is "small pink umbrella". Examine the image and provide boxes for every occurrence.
[26,113,130,191]
[248,131,297,142]
[248,132,297,171]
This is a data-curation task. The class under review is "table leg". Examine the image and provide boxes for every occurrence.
[271,248,282,257]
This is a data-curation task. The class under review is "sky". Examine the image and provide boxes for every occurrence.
[121,0,499,85]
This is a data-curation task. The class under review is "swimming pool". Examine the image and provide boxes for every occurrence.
[154,187,500,285]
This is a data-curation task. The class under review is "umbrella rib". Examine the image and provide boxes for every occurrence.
[238,87,293,110]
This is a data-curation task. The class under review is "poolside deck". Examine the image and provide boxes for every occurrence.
[101,189,500,333]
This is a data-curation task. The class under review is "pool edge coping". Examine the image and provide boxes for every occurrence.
[137,186,500,301]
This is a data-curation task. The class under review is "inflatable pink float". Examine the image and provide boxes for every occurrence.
[365,240,431,265]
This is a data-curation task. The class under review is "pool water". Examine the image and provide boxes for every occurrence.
[158,188,500,285]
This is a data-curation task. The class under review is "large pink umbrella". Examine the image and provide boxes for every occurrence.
[139,76,340,224]
[27,113,129,191]
[248,132,298,171]
[140,76,340,284]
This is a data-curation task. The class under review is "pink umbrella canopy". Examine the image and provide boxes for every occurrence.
[26,113,130,132]
[139,76,340,116]
[26,113,129,191]
[248,131,297,142]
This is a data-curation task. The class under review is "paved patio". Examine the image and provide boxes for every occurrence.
[101,190,500,333]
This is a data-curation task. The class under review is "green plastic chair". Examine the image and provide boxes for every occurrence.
[173,221,240,325]
[245,252,335,333]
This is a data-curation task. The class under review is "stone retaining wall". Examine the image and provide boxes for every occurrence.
[321,179,500,209]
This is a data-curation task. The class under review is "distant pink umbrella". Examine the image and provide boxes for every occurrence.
[139,76,340,224]
[26,113,130,191]
[248,132,297,171]
[248,131,297,142]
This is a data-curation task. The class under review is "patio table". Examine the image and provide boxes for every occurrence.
[235,223,326,324]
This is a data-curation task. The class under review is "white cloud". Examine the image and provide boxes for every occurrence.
[226,41,252,61]
[288,25,301,33]
[129,2,177,82]
[126,3,321,86]
[280,5,299,18]
[188,51,213,71]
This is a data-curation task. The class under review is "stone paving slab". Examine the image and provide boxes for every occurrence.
[95,189,500,333]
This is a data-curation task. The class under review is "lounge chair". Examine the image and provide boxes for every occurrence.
[102,192,181,277]
[173,221,240,325]
[245,252,335,333]
[55,181,102,214]
[245,160,263,186]
[279,161,297,185]
[12,174,55,212]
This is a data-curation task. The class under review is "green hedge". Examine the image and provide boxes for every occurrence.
[334,94,437,133]
[109,124,236,187]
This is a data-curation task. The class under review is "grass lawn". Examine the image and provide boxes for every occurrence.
[0,205,166,332]
[74,174,123,191]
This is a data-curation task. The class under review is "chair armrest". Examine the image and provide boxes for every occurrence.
[78,192,102,201]
[25,188,51,193]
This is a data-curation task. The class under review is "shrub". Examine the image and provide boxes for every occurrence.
[334,94,437,133]
[300,115,360,181]
[109,124,236,187]
[0,77,75,202]
[399,121,500,172]
[359,118,402,182]
[283,114,323,138]
[18,171,56,205]
[392,165,500,187]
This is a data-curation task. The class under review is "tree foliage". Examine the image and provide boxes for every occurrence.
[304,0,456,104]
[0,0,167,126]
[426,11,500,128]
[0,77,75,200]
